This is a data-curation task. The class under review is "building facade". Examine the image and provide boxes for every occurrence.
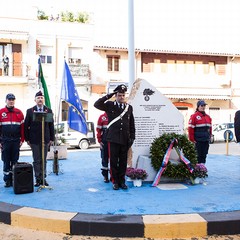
[1,16,240,132]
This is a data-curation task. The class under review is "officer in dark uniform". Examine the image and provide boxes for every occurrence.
[94,84,135,190]
[24,91,54,187]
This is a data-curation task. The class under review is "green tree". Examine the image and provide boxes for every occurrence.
[76,12,89,23]
[37,10,48,20]
[61,11,75,22]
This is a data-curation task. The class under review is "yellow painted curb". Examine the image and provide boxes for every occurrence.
[143,213,207,238]
[11,207,77,234]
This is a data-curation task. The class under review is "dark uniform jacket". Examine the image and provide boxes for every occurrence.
[24,105,54,144]
[94,95,135,145]
[234,110,240,142]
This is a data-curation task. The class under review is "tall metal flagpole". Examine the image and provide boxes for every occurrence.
[52,60,66,175]
[128,0,135,91]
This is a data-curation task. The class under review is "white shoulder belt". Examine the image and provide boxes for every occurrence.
[107,104,129,129]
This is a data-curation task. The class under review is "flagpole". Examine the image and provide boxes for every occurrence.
[55,60,65,147]
[51,60,65,175]
[128,0,135,91]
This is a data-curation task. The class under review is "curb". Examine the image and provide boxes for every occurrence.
[1,201,240,238]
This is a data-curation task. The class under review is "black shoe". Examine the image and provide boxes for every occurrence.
[119,183,128,189]
[34,179,41,187]
[43,179,49,186]
[104,177,110,183]
[113,183,119,190]
[4,181,12,188]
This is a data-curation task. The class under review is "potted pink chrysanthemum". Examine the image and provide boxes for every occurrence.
[126,167,148,187]
[190,163,208,184]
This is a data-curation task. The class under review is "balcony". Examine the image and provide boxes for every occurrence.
[69,64,91,85]
[0,61,29,84]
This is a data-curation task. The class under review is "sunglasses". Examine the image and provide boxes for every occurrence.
[200,105,206,107]
[7,98,15,101]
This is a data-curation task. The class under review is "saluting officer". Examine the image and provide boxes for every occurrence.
[94,84,135,190]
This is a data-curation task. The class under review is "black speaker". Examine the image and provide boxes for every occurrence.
[13,162,34,194]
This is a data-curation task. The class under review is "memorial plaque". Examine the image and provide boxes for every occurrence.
[127,79,184,181]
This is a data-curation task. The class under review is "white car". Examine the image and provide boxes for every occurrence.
[210,123,235,143]
[56,121,96,149]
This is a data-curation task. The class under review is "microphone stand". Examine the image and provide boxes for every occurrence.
[33,112,53,192]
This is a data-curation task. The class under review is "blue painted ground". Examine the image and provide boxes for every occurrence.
[0,148,240,215]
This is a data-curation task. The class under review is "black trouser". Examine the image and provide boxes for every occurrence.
[109,142,128,184]
[101,140,109,178]
[195,141,209,164]
[31,143,48,181]
[2,139,20,183]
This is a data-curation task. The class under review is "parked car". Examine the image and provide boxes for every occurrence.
[55,121,96,149]
[210,123,235,144]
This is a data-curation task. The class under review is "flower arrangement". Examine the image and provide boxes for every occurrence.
[126,167,148,180]
[191,163,208,179]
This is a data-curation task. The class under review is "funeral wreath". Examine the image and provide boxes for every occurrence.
[150,132,198,180]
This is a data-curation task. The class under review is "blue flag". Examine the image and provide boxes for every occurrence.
[61,61,88,134]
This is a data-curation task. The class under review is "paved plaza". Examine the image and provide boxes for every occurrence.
[0,142,239,238]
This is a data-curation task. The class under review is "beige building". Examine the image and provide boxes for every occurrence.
[0,15,240,131]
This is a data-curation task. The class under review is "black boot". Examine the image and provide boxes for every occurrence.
[4,180,12,188]
[104,176,109,183]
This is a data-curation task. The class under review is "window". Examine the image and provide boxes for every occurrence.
[194,61,203,74]
[186,61,194,74]
[39,46,53,64]
[107,55,119,72]
[167,60,176,73]
[39,55,52,64]
[176,60,185,74]
[68,58,81,65]
[68,47,89,77]
[68,47,82,65]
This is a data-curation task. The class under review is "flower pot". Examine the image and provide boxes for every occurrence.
[190,177,202,185]
[133,179,142,187]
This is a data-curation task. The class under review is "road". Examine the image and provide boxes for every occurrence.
[209,141,240,156]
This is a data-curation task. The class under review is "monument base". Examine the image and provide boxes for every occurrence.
[136,155,157,181]
[135,155,186,183]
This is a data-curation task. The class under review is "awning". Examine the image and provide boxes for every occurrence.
[0,31,29,41]
[164,94,231,100]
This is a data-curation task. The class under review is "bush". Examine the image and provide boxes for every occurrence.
[150,133,197,180]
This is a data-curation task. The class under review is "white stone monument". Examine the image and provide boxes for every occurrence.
[127,79,184,181]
